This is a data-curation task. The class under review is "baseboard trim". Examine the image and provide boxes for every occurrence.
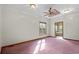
[1,36,79,54]
[1,36,52,54]
[64,38,79,41]
[2,36,51,48]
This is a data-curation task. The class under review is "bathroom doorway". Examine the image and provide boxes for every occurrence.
[55,21,63,37]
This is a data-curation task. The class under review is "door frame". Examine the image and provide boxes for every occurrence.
[54,21,64,37]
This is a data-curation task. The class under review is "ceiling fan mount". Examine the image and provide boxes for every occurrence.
[44,7,60,17]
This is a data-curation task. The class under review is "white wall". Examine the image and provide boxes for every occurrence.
[50,15,64,36]
[2,5,49,46]
[64,13,79,40]
[50,12,79,40]
[0,5,2,53]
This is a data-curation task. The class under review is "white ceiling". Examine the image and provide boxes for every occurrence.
[27,4,79,18]
[5,4,79,18]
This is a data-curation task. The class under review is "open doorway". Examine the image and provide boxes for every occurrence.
[55,21,63,37]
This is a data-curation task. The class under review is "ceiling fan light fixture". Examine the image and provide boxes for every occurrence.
[30,4,37,9]
[63,8,73,14]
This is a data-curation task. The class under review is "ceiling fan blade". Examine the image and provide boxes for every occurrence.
[43,12,48,13]
[43,8,60,17]
[44,13,49,16]
[53,9,60,14]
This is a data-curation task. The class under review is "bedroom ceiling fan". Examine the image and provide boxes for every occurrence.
[44,7,60,17]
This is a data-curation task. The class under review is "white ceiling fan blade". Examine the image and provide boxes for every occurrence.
[53,9,60,14]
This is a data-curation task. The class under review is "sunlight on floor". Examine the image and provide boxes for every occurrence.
[33,39,46,54]
[33,40,41,54]
[40,39,46,51]
[56,36,64,40]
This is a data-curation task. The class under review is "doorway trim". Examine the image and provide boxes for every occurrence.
[54,21,64,37]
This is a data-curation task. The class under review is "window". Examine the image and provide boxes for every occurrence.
[39,22,47,35]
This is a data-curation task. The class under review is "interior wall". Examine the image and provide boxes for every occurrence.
[50,13,79,40]
[0,5,2,53]
[2,5,49,46]
[64,13,79,40]
[50,15,64,36]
